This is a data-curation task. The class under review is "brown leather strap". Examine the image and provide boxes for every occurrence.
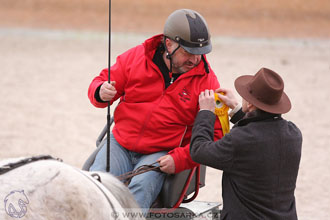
[117,162,162,186]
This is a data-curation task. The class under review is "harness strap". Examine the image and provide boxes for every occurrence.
[117,162,162,186]
[78,170,119,220]
[0,155,62,175]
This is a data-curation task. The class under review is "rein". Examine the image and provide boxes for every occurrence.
[117,162,162,186]
[0,155,61,175]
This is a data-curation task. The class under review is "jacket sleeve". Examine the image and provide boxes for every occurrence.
[230,108,245,124]
[88,50,130,108]
[190,110,235,171]
[168,114,224,173]
[168,143,198,173]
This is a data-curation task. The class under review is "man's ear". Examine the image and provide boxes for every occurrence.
[165,38,173,52]
[166,38,180,54]
[247,102,257,112]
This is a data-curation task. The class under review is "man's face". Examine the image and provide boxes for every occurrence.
[166,39,202,74]
[171,47,202,74]
[242,98,248,113]
[242,98,257,113]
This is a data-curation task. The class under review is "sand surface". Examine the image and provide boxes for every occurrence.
[1,1,330,219]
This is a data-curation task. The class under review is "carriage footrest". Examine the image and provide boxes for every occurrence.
[180,201,222,219]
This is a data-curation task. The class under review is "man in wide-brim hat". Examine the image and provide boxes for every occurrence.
[190,67,302,220]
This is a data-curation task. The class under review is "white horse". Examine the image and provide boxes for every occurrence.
[0,156,145,220]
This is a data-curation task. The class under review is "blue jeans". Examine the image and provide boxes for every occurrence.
[89,133,167,211]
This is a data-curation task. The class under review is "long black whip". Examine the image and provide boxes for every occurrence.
[106,0,112,173]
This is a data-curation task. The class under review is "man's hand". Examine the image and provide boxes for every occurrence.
[100,81,117,102]
[199,89,216,113]
[157,155,175,174]
[215,88,239,109]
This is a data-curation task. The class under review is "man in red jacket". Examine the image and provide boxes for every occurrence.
[88,9,223,211]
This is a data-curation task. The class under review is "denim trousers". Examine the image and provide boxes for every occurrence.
[89,133,167,212]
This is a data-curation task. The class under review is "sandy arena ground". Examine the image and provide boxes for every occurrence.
[1,1,330,219]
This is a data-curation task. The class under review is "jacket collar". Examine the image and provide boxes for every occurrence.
[236,109,282,127]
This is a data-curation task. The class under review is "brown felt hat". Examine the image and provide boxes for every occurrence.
[234,67,291,114]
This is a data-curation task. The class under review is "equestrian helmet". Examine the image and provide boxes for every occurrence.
[164,9,212,55]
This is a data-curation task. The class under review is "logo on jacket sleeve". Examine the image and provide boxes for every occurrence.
[179,87,191,102]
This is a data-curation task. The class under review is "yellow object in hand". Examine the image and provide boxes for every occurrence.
[214,93,230,135]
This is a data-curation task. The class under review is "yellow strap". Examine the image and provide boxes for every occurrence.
[214,93,230,135]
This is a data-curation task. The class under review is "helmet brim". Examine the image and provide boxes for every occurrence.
[181,43,212,55]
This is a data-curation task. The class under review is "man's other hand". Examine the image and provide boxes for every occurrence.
[215,88,239,110]
[157,155,175,174]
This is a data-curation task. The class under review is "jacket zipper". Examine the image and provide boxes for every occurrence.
[178,126,188,147]
[135,90,165,150]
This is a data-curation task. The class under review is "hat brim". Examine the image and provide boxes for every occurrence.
[181,43,212,55]
[234,75,291,114]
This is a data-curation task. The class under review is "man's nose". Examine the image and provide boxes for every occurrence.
[189,54,201,63]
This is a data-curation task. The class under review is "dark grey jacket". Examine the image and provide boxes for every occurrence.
[190,110,302,220]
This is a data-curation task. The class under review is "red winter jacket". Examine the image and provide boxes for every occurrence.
[88,34,223,173]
